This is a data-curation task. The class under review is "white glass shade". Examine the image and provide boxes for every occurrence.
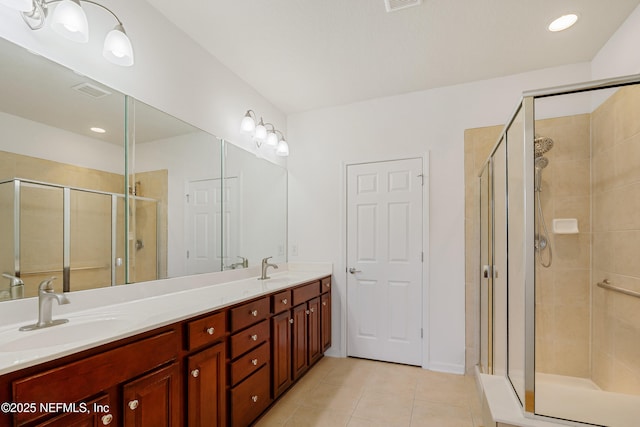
[103,25,134,66]
[254,120,267,141]
[0,0,33,12]
[240,113,255,133]
[275,139,289,156]
[51,0,88,43]
[266,131,279,147]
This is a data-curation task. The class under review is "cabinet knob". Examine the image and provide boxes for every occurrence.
[289,318,294,324]
[251,334,258,341]
[251,358,258,366]
[206,327,215,335]
[306,310,310,315]
[101,414,113,425]
[191,369,200,378]
[251,395,259,403]
[326,283,331,288]
[251,309,258,317]
[310,307,315,313]
[128,399,139,410]
[322,301,327,306]
[282,298,288,305]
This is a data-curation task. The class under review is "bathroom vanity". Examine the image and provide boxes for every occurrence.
[0,268,332,426]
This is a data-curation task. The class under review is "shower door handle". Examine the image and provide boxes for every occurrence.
[482,265,490,279]
[482,265,498,279]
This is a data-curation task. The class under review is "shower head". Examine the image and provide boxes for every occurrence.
[535,156,549,170]
[534,135,554,158]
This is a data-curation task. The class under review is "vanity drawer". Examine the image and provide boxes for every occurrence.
[230,341,270,386]
[321,276,331,294]
[186,311,226,350]
[230,319,270,359]
[271,290,291,314]
[231,297,270,332]
[230,365,271,427]
[292,281,320,306]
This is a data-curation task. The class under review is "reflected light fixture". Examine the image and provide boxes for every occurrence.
[1,0,134,66]
[240,110,290,157]
[548,14,578,32]
[90,126,106,133]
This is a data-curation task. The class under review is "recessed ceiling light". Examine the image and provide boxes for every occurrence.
[548,14,578,32]
[90,127,106,134]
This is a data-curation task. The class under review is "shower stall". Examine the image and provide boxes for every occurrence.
[477,75,640,426]
[0,178,160,299]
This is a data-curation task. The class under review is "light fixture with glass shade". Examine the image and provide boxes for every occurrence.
[240,109,290,156]
[5,0,134,66]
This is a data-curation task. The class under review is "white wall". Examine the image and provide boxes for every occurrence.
[591,4,640,81]
[0,0,286,165]
[287,62,592,373]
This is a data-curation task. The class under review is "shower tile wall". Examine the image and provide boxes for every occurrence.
[534,114,591,378]
[591,85,640,394]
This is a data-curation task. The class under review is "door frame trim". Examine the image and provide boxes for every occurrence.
[341,152,430,368]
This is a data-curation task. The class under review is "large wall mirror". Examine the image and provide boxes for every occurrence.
[0,36,287,302]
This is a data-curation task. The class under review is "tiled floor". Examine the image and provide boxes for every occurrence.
[255,356,483,427]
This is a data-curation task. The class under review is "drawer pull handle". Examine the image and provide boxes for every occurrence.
[251,309,258,316]
[323,301,327,306]
[206,327,215,335]
[251,334,258,341]
[251,395,259,403]
[251,358,258,366]
[101,414,113,425]
[282,298,288,305]
[191,369,200,378]
[289,318,294,324]
[128,399,139,410]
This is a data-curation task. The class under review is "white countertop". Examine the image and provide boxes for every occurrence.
[0,263,332,376]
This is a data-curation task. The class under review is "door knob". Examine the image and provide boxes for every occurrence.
[348,267,361,274]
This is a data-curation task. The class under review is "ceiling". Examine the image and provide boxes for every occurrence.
[0,37,198,145]
[146,0,640,114]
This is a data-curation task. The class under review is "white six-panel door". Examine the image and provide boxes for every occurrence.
[346,158,423,365]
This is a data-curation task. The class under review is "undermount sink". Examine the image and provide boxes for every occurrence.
[0,314,133,353]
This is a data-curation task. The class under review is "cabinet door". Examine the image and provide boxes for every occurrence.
[321,292,332,353]
[187,342,226,427]
[291,304,308,380]
[122,363,181,427]
[308,297,322,365]
[35,394,113,427]
[271,310,292,398]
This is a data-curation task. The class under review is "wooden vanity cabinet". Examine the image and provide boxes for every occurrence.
[0,275,332,427]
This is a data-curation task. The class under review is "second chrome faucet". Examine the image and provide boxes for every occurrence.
[259,256,278,280]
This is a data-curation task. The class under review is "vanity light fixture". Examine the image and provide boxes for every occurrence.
[240,110,290,157]
[1,0,134,66]
[548,13,578,32]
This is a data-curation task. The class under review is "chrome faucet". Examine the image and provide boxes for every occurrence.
[2,273,24,299]
[259,256,278,280]
[19,277,70,331]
